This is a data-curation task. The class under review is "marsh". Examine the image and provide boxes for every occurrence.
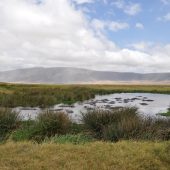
[16,93,170,121]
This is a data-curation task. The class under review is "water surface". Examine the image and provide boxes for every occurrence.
[16,93,170,121]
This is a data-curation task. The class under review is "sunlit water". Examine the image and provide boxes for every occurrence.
[15,93,170,122]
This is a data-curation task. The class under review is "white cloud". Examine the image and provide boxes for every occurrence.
[72,0,94,4]
[103,0,108,4]
[112,0,141,16]
[0,0,169,73]
[135,23,144,29]
[124,3,141,16]
[91,19,129,32]
[130,42,154,51]
[158,12,170,21]
[163,13,170,21]
[109,21,129,31]
[161,0,170,5]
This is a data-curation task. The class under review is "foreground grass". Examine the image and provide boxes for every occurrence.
[0,141,169,170]
[0,83,170,107]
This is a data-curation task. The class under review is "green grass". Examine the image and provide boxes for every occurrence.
[0,108,20,141]
[11,122,86,142]
[6,107,169,143]
[44,134,94,144]
[0,83,170,107]
[0,141,169,170]
[10,120,37,142]
[159,110,170,117]
[11,111,72,142]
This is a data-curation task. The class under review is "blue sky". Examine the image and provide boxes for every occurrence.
[0,0,170,72]
[73,0,170,47]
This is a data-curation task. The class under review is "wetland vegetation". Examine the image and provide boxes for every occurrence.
[0,107,169,143]
[0,83,170,169]
[159,108,170,117]
[0,83,170,108]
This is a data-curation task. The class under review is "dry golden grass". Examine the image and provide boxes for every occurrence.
[86,84,170,92]
[0,141,169,170]
[1,83,170,94]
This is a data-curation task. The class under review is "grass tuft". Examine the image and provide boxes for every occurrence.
[82,107,170,141]
[0,108,20,141]
[159,111,170,117]
[44,134,94,145]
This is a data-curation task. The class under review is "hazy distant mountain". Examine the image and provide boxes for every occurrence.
[0,67,170,84]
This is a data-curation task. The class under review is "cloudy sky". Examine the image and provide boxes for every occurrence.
[0,0,170,72]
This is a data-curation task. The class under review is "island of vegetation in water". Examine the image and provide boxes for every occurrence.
[159,108,170,117]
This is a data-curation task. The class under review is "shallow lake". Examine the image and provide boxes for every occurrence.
[15,93,170,121]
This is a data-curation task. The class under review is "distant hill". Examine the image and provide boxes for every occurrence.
[0,67,170,84]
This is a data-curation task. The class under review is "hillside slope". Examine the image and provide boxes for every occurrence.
[0,67,170,84]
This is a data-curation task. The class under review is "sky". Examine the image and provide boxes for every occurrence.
[0,0,170,73]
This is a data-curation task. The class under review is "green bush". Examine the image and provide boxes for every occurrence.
[11,120,36,141]
[102,108,142,141]
[30,111,71,142]
[82,107,170,142]
[70,123,86,134]
[82,109,116,138]
[82,107,139,139]
[0,108,20,141]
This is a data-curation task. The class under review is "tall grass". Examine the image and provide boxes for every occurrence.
[0,86,97,107]
[141,119,170,140]
[0,108,20,141]
[1,106,170,143]
[82,107,170,141]
[11,111,72,142]
[0,83,170,108]
[22,111,72,142]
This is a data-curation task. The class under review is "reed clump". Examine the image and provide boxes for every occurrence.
[82,107,170,141]
[0,108,20,141]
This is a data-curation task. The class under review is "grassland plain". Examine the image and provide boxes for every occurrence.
[0,83,170,107]
[0,141,169,170]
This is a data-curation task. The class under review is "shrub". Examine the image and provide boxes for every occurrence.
[82,107,139,139]
[30,111,71,142]
[82,109,116,138]
[140,118,170,140]
[102,107,141,141]
[11,120,36,141]
[82,107,170,142]
[0,108,20,141]
[70,123,86,134]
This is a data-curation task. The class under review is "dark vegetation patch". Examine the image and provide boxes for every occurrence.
[81,107,170,142]
[0,108,20,141]
[0,107,169,143]
[158,108,170,117]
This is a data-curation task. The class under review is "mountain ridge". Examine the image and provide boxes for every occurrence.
[0,67,170,84]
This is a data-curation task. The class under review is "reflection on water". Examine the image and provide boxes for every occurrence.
[15,93,170,121]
